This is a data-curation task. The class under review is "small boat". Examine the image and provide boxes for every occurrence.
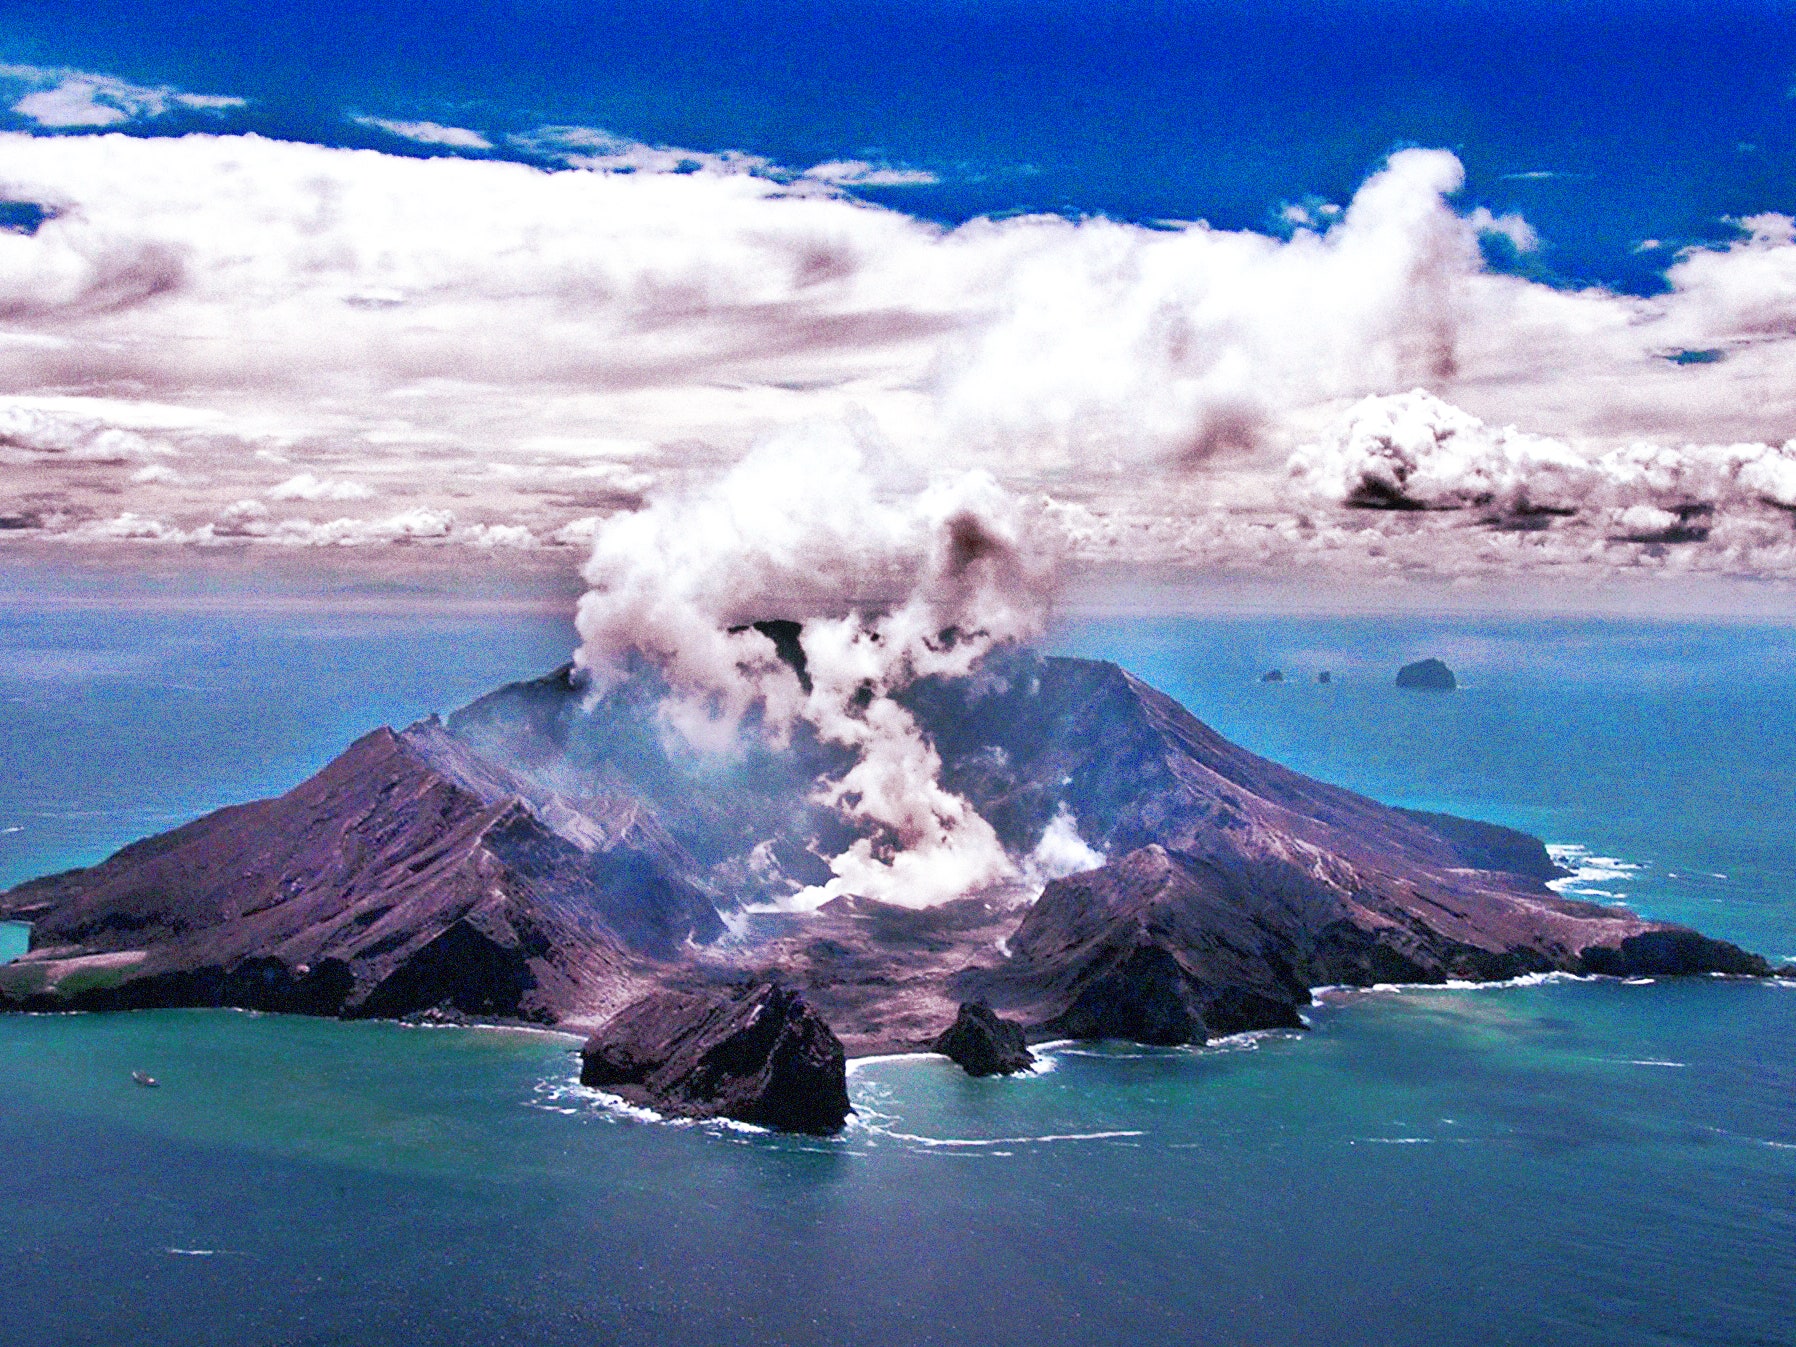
[131,1071,159,1088]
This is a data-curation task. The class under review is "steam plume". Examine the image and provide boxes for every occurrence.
[574,426,1057,908]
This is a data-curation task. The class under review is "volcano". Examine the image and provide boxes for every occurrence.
[1,650,1776,1059]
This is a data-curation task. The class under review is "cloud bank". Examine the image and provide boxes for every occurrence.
[1,131,1795,584]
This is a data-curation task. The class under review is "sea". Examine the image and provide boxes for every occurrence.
[2,601,1794,1347]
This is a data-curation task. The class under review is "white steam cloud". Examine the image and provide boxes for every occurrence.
[1022,804,1107,890]
[574,426,1055,908]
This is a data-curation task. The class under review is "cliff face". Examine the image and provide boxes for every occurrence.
[580,982,851,1134]
[0,651,1773,1048]
[0,721,716,1021]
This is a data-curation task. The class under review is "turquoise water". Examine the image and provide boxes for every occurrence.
[1,986,1790,1346]
[2,601,1794,1344]
[0,923,26,964]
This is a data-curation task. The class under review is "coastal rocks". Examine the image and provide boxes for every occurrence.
[931,1002,1034,1075]
[984,846,1310,1045]
[1045,943,1210,1044]
[1396,657,1456,690]
[580,982,851,1134]
[1579,930,1774,978]
[1393,808,1565,882]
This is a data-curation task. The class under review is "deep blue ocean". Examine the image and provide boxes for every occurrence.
[1,597,1793,1346]
[3,0,1794,293]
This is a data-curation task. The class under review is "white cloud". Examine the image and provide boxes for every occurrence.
[268,472,376,501]
[802,160,937,187]
[2,65,243,128]
[550,516,603,546]
[15,82,133,128]
[177,94,246,113]
[1280,388,1796,575]
[1289,389,1589,512]
[209,499,270,537]
[1278,199,1342,230]
[128,462,188,485]
[0,132,1794,583]
[509,125,775,177]
[513,127,937,193]
[353,117,492,151]
[462,521,536,549]
[0,403,168,463]
[264,507,457,547]
[61,511,187,542]
[1467,206,1539,253]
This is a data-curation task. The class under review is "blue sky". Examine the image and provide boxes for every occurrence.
[1,0,1795,593]
[4,0,1793,290]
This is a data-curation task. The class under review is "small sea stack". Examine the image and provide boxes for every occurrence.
[931,1002,1034,1076]
[1317,670,1332,684]
[1396,658,1456,691]
[1261,669,1284,683]
[580,982,851,1134]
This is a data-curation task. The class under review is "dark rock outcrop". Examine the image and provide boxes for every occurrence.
[1579,930,1774,978]
[1394,808,1565,882]
[976,846,1310,1044]
[931,1002,1034,1075]
[580,982,850,1133]
[1396,658,1456,691]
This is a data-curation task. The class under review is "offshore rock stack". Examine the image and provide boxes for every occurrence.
[1396,658,1456,690]
[580,982,851,1134]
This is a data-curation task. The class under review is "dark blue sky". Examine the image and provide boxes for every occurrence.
[1,0,1793,291]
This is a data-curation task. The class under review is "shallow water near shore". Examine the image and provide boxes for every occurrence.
[2,603,1794,1345]
[2,980,1792,1347]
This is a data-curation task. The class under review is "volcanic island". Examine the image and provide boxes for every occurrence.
[2,647,1778,1134]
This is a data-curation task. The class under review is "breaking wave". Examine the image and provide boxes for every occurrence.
[529,1075,770,1136]
[1310,970,1598,1001]
[869,1129,1145,1149]
[1547,842,1644,901]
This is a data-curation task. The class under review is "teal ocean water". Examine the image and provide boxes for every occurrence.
[2,604,1793,1345]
